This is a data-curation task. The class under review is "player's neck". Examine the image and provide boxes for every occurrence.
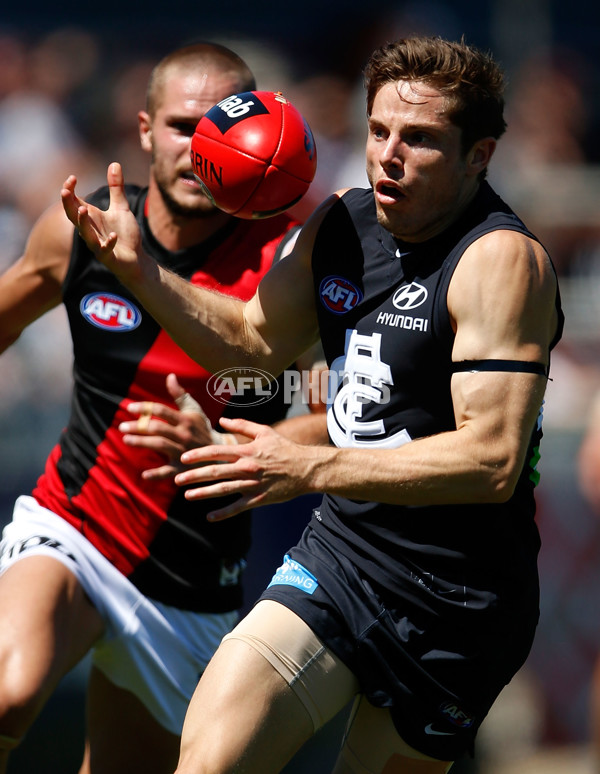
[145,188,234,251]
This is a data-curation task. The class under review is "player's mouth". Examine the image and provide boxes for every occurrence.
[375,179,406,205]
[180,170,201,188]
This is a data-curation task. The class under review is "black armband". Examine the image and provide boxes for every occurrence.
[451,359,549,377]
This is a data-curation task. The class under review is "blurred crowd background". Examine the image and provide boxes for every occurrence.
[1,0,600,771]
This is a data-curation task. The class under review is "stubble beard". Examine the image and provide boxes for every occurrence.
[375,204,403,239]
[155,176,217,220]
[151,145,218,220]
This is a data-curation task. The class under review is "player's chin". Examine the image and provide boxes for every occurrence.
[185,186,218,209]
[375,205,409,238]
[168,184,220,217]
[374,202,397,229]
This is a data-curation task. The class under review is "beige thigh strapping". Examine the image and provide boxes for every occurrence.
[223,600,453,773]
[222,599,359,731]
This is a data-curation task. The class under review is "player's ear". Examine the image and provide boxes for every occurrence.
[138,111,153,153]
[466,136,496,177]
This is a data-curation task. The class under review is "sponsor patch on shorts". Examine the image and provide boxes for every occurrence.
[267,554,318,595]
[0,535,76,570]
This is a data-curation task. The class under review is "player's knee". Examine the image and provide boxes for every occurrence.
[0,663,47,742]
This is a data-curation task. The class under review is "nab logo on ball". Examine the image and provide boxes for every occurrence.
[319,276,363,314]
[207,93,270,133]
[80,292,142,331]
[190,90,317,219]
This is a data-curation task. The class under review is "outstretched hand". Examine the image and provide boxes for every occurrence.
[119,373,238,480]
[61,162,148,285]
[174,416,320,520]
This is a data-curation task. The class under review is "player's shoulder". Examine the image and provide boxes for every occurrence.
[254,188,368,267]
[451,227,558,322]
[464,228,553,277]
[303,188,356,229]
[16,200,74,288]
[30,200,76,253]
[294,188,369,248]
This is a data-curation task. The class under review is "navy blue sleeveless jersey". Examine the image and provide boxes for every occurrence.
[309,182,563,604]
[261,183,563,757]
[33,184,300,612]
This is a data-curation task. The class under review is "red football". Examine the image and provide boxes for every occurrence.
[190,90,317,219]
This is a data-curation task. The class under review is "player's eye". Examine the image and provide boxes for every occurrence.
[369,125,387,141]
[172,122,196,137]
[406,131,433,146]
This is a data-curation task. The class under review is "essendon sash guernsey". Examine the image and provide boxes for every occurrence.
[33,185,300,612]
[310,183,564,606]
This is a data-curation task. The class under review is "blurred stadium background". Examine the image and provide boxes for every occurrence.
[1,0,600,771]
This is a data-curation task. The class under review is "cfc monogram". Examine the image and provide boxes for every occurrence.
[327,330,412,449]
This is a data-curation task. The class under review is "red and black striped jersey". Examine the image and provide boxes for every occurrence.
[33,184,300,612]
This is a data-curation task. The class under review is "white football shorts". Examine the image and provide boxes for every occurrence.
[0,495,238,734]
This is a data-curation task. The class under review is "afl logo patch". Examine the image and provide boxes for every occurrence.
[439,700,474,729]
[392,282,428,311]
[319,276,362,315]
[80,292,142,331]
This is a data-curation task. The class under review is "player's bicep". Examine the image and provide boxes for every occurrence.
[243,194,341,373]
[447,230,557,474]
[244,245,319,372]
[449,230,558,365]
[0,204,71,350]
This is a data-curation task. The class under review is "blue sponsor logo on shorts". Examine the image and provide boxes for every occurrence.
[267,555,318,595]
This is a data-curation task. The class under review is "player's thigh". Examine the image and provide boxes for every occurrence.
[0,556,103,708]
[178,634,313,774]
[333,696,453,774]
[79,666,179,774]
[177,600,357,774]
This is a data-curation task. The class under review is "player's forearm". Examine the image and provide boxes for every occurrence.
[130,261,264,372]
[306,428,525,507]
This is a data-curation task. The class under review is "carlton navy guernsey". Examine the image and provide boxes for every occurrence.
[309,182,563,603]
[261,182,564,756]
[32,184,299,613]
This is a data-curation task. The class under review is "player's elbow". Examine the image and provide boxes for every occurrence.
[481,454,522,503]
[487,476,517,503]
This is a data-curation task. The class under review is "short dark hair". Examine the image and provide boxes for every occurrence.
[146,42,256,117]
[364,36,506,155]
